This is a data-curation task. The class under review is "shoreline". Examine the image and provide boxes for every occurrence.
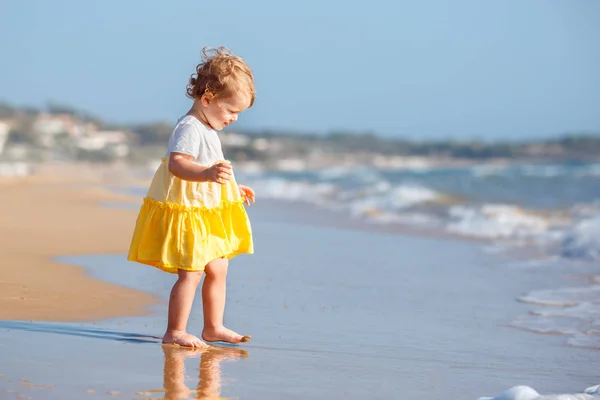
[0,161,479,325]
[0,161,590,324]
[0,163,160,322]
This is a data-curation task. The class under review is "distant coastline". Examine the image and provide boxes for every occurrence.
[0,101,598,177]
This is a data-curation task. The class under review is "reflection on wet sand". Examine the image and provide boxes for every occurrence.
[156,344,249,400]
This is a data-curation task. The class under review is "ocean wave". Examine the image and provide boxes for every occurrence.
[561,213,600,261]
[246,178,337,204]
[244,176,445,212]
[237,167,600,262]
[446,204,551,239]
[347,184,441,216]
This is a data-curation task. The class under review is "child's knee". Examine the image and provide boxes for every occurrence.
[205,257,229,278]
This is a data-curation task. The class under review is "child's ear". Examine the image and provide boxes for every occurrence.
[201,91,214,106]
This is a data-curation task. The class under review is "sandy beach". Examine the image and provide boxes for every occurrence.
[0,163,159,321]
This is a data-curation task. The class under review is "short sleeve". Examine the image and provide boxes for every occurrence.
[168,122,201,158]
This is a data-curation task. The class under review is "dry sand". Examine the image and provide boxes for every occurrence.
[0,163,159,321]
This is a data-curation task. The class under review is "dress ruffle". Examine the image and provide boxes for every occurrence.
[127,160,253,273]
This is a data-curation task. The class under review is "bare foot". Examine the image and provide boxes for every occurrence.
[202,326,251,344]
[163,330,207,348]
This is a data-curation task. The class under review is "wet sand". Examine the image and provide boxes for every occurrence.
[0,163,159,321]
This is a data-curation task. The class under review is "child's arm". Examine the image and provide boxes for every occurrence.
[168,152,232,184]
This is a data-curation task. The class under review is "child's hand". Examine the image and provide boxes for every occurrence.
[204,162,232,184]
[238,184,255,206]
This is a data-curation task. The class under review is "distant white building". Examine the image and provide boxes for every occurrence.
[76,130,129,157]
[221,132,250,147]
[33,113,77,135]
[252,138,270,151]
[0,120,29,176]
[33,113,91,147]
[0,121,11,156]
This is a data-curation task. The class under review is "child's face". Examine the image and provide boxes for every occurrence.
[200,91,251,131]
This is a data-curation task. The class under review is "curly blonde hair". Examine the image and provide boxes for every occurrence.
[186,46,255,107]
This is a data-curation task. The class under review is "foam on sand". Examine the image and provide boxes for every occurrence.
[511,283,600,348]
[477,383,600,400]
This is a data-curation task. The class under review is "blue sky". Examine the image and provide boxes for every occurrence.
[1,0,599,140]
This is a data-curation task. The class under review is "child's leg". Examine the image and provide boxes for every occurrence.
[162,269,206,348]
[201,257,251,343]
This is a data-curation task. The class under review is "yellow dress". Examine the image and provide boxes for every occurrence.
[127,116,253,273]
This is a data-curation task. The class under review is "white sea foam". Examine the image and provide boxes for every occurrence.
[561,213,600,261]
[529,302,600,318]
[446,204,549,239]
[512,283,600,347]
[518,286,600,307]
[477,383,600,400]
[348,183,441,217]
[248,177,337,204]
[510,314,585,335]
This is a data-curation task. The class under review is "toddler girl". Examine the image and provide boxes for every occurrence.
[128,47,256,348]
